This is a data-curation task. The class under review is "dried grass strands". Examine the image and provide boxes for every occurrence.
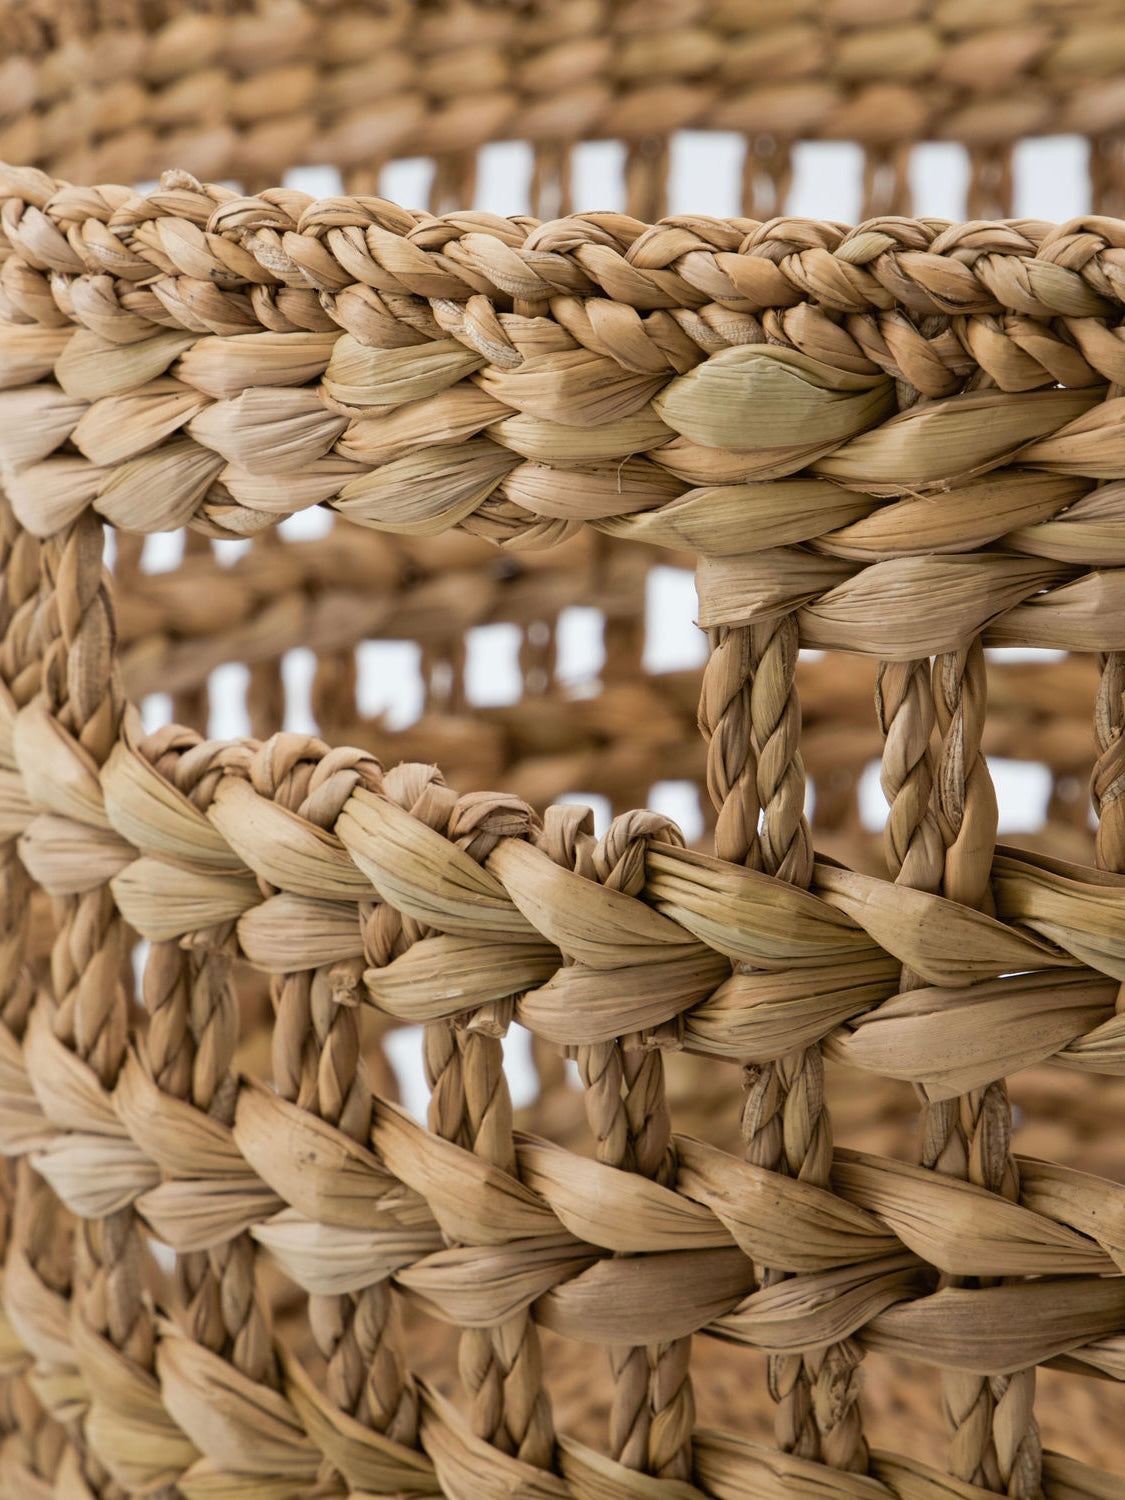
[129,940,282,1481]
[244,738,424,1458]
[55,329,197,401]
[0,386,87,468]
[479,349,667,428]
[235,1080,434,1237]
[1005,479,1125,565]
[599,478,874,558]
[521,806,697,1479]
[334,440,520,535]
[987,569,1125,653]
[0,326,72,389]
[693,1426,894,1500]
[697,611,869,1470]
[269,960,421,1446]
[362,769,558,1469]
[877,638,1044,1493]
[101,720,247,872]
[516,1137,732,1255]
[237,893,366,972]
[12,512,186,1494]
[71,379,209,467]
[681,958,903,1062]
[154,1319,318,1490]
[339,384,509,465]
[864,1278,1125,1378]
[369,933,559,1023]
[795,556,1067,661]
[645,842,874,968]
[207,776,373,900]
[501,457,682,523]
[992,845,1125,979]
[676,1138,897,1276]
[186,387,346,474]
[280,1346,440,1498]
[4,1163,106,1491]
[8,35,1125,1486]
[652,347,894,453]
[108,728,297,1490]
[696,548,862,630]
[813,389,1102,496]
[220,453,366,519]
[0,497,68,1494]
[338,789,534,938]
[4,455,108,538]
[813,862,1066,986]
[556,1432,706,1500]
[418,1383,567,1500]
[489,409,674,466]
[814,472,1090,563]
[173,331,340,401]
[111,856,259,943]
[535,1249,756,1348]
[707,1253,927,1359]
[322,335,485,413]
[830,1151,1114,1280]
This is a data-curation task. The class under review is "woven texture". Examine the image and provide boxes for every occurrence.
[1,4,1125,1499]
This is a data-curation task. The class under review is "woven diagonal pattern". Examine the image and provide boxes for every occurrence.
[1,3,1125,1499]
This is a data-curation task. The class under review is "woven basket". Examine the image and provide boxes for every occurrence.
[1,3,1125,1497]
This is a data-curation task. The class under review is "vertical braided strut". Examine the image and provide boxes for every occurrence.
[875,659,944,899]
[0,1161,66,1491]
[880,642,1041,1497]
[258,736,419,1449]
[8,1161,75,1485]
[407,775,553,1469]
[0,493,69,1490]
[0,496,39,1043]
[699,615,866,1472]
[134,726,275,1400]
[29,513,171,1497]
[1094,651,1125,873]
[143,939,276,1389]
[567,808,692,1482]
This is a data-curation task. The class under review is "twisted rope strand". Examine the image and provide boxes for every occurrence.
[32,514,172,1497]
[881,641,1041,1497]
[702,614,867,1472]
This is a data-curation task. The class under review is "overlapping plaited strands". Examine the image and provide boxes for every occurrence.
[699,607,869,1473]
[9,0,1125,220]
[557,805,696,1481]
[4,648,1125,1497]
[875,642,1042,1494]
[3,66,1125,1500]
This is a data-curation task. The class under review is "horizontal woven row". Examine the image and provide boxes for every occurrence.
[6,0,1125,191]
[6,170,1125,333]
[9,183,1125,656]
[4,710,1123,1084]
[3,705,1124,1202]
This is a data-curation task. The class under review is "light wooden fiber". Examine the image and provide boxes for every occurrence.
[0,3,1124,1499]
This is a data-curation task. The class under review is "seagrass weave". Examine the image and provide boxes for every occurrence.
[2,3,1125,1498]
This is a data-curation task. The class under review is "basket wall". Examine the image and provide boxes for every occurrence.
[0,4,1124,1500]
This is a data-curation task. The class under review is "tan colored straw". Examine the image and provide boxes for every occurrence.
[0,2,1124,1498]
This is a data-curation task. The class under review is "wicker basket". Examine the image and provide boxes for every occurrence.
[1,3,1124,1497]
